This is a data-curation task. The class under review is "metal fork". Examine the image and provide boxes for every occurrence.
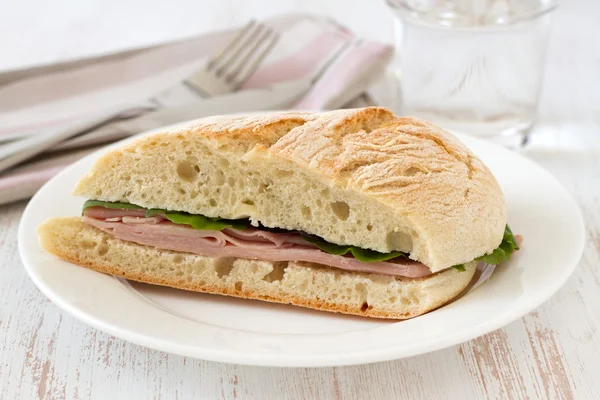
[0,20,279,174]
[151,20,279,106]
[185,20,279,96]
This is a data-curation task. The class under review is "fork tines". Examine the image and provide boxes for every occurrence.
[207,20,279,89]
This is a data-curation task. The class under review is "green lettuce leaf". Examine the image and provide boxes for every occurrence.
[301,234,407,262]
[145,208,250,230]
[476,225,520,265]
[82,200,144,213]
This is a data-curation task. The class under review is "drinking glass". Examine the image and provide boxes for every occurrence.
[387,0,557,147]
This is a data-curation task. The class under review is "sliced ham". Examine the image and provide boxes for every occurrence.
[85,206,146,219]
[82,208,433,278]
[223,227,310,247]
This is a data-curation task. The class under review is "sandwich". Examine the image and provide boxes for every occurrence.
[38,107,519,319]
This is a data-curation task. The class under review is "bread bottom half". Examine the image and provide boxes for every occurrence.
[38,217,477,319]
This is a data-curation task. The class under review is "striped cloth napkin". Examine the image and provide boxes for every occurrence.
[0,15,392,205]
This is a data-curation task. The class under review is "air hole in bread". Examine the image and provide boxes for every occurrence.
[222,186,231,199]
[330,201,350,221]
[404,167,421,176]
[209,199,217,207]
[301,206,312,220]
[176,187,185,195]
[141,193,147,199]
[219,158,230,168]
[80,240,95,249]
[95,189,102,196]
[408,290,419,305]
[235,282,243,292]
[122,175,131,181]
[355,283,368,305]
[97,244,108,256]
[215,170,225,185]
[227,177,235,187]
[173,255,183,264]
[360,302,369,312]
[275,169,294,178]
[242,199,254,206]
[214,257,235,278]
[189,190,197,199]
[386,231,413,252]
[176,159,198,182]
[258,181,272,193]
[263,261,287,282]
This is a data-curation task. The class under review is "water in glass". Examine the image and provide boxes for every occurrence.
[388,0,556,147]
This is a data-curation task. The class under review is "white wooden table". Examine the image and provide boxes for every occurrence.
[1,1,599,399]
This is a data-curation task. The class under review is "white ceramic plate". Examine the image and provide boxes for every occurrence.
[19,130,584,367]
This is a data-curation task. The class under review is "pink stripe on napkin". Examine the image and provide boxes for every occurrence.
[242,30,351,89]
[292,41,392,110]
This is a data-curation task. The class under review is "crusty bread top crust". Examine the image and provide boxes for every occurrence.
[268,108,507,269]
[74,107,506,271]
